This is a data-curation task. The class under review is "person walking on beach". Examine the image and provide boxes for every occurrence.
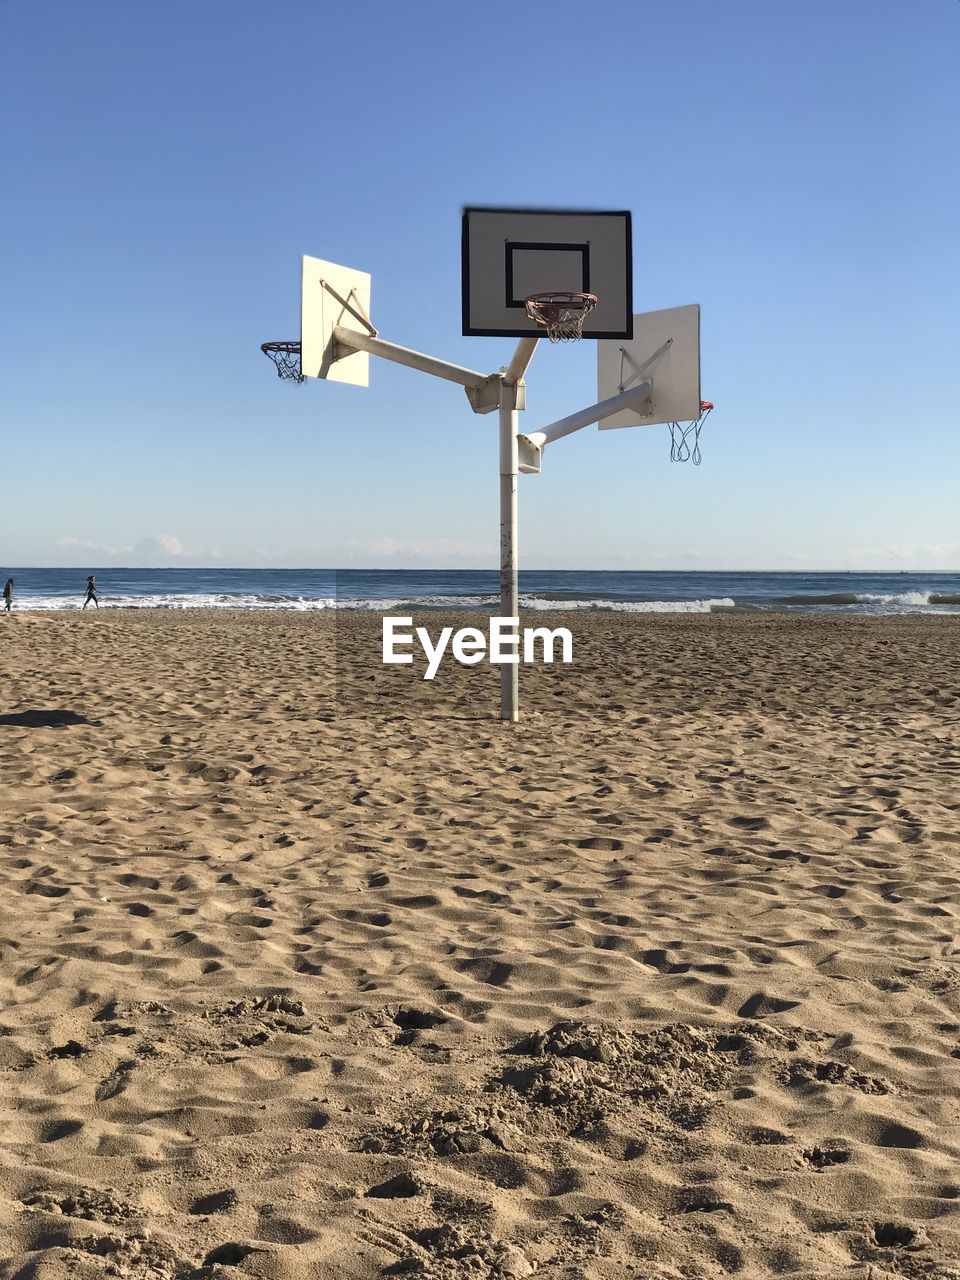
[82,575,101,609]
[2,579,12,612]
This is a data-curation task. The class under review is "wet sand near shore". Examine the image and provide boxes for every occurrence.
[1,610,959,1279]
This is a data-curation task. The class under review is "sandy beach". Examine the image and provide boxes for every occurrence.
[1,609,958,1279]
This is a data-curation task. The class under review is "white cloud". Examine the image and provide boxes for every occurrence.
[57,535,131,556]
[847,542,960,568]
[132,533,185,558]
[55,532,196,565]
[338,537,496,564]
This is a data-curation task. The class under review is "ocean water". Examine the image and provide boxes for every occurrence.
[4,568,960,615]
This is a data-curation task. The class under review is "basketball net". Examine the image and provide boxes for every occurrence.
[261,341,304,383]
[525,292,598,343]
[669,401,713,466]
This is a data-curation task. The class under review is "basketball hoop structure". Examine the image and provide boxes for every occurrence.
[525,292,598,343]
[669,400,713,465]
[261,340,304,383]
[262,213,712,724]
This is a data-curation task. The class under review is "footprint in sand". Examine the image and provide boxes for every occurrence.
[737,992,800,1017]
[190,1188,238,1215]
[47,1040,88,1059]
[873,1222,921,1248]
[801,1145,850,1169]
[95,1059,136,1102]
[203,1243,269,1265]
[577,837,624,852]
[393,1007,447,1033]
[365,1171,422,1198]
[729,815,770,831]
[38,1118,84,1143]
[744,1126,792,1146]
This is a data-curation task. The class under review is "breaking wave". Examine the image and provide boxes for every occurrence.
[518,595,735,613]
[777,590,956,610]
[17,592,737,614]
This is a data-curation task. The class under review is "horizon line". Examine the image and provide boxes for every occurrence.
[5,566,958,575]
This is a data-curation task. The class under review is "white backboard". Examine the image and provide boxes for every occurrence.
[462,207,632,339]
[301,256,371,385]
[597,304,701,429]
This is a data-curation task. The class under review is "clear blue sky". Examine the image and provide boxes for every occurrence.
[3,0,958,570]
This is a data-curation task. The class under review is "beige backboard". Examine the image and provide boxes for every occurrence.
[597,304,701,429]
[301,256,372,385]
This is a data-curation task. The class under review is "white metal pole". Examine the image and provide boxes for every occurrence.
[499,387,519,722]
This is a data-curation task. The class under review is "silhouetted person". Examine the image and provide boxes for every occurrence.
[82,575,100,609]
[2,579,12,612]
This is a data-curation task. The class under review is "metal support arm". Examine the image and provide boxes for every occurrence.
[504,337,539,387]
[520,381,654,450]
[332,326,487,390]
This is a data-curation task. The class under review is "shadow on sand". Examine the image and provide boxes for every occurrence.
[0,710,98,728]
